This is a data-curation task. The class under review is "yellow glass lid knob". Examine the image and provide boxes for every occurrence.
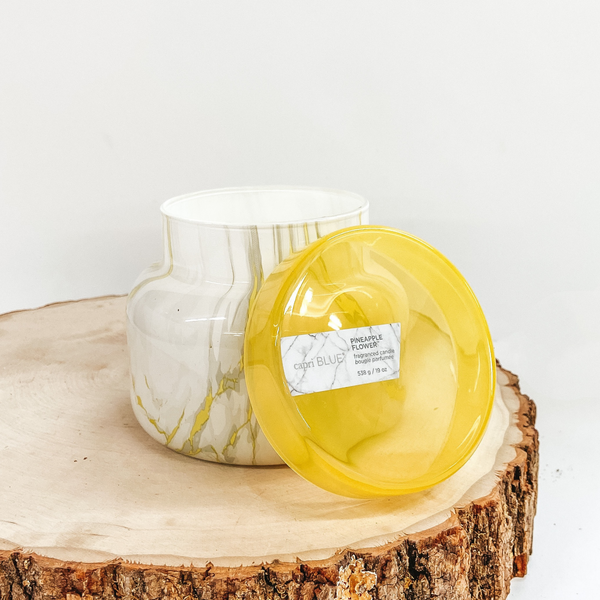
[244,226,495,498]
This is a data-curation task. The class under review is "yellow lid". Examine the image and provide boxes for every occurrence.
[244,226,495,498]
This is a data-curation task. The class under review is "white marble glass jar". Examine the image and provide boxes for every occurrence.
[126,187,369,465]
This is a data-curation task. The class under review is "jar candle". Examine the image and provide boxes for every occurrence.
[126,187,369,465]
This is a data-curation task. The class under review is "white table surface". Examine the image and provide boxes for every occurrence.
[507,394,599,599]
[495,293,600,599]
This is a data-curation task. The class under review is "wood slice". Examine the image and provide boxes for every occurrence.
[0,296,538,600]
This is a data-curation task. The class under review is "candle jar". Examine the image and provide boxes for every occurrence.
[126,187,369,465]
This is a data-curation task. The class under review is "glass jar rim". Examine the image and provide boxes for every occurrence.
[160,186,369,229]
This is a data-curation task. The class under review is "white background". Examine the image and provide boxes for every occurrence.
[1,2,598,597]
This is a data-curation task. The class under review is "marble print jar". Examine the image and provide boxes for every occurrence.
[126,187,369,465]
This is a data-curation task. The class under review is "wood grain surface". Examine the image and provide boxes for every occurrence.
[0,297,538,600]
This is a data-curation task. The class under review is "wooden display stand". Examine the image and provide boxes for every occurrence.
[0,297,538,600]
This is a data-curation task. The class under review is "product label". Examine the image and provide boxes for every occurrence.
[280,323,401,396]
